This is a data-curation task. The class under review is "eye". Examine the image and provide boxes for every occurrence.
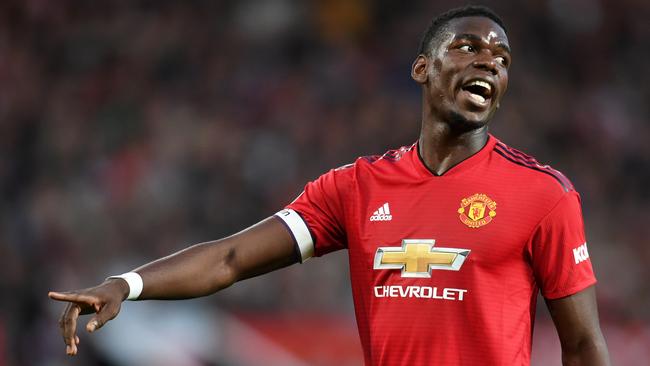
[495,56,509,67]
[459,44,474,52]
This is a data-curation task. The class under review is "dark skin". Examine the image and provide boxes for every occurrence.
[49,217,298,355]
[50,16,610,365]
[413,17,511,174]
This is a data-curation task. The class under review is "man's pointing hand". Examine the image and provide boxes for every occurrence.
[48,279,129,356]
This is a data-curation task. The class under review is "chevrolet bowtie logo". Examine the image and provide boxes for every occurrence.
[373,239,471,278]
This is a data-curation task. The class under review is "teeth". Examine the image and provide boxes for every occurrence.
[468,93,486,103]
[468,80,492,92]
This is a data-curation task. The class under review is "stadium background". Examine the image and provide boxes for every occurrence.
[1,0,649,365]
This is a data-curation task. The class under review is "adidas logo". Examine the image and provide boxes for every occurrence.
[370,203,392,221]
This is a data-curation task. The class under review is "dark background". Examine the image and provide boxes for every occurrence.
[1,0,648,365]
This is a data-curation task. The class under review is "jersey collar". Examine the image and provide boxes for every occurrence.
[411,134,497,178]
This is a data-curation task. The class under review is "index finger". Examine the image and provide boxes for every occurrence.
[49,291,96,304]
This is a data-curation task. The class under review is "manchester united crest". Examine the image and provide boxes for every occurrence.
[458,193,497,228]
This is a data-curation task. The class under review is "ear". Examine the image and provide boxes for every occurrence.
[411,55,428,84]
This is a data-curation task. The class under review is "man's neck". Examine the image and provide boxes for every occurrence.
[418,123,489,176]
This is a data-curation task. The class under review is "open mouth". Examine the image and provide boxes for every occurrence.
[460,79,494,105]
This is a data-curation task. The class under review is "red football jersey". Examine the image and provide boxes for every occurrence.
[275,134,596,366]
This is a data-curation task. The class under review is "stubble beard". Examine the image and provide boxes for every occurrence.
[447,109,490,134]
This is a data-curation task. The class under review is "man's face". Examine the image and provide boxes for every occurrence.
[415,16,511,128]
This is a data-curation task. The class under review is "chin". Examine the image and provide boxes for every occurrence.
[447,110,491,132]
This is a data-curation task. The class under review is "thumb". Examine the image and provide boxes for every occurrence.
[86,302,121,333]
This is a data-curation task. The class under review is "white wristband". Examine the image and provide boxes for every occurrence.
[107,272,143,300]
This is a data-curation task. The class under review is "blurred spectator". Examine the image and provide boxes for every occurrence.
[0,0,648,365]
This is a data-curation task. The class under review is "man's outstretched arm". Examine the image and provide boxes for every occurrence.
[545,285,611,366]
[48,216,298,356]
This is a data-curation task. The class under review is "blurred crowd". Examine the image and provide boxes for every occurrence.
[0,0,649,365]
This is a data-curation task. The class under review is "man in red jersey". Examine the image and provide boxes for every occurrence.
[50,5,610,365]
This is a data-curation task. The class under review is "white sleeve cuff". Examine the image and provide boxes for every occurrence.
[107,272,143,300]
[275,209,314,262]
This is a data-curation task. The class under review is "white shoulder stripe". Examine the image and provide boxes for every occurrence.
[275,209,314,262]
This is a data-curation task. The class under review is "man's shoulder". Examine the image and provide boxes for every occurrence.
[490,138,576,196]
[318,143,419,191]
[340,143,418,173]
[359,143,417,165]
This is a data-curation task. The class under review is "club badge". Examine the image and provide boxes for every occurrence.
[458,193,496,228]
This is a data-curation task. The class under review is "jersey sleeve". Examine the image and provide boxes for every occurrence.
[274,168,349,261]
[528,191,597,299]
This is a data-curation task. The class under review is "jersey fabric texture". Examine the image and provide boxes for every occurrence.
[278,134,597,366]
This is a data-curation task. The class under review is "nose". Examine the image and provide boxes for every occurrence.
[472,54,498,75]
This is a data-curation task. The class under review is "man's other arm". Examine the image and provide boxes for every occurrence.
[545,285,611,366]
[49,216,298,355]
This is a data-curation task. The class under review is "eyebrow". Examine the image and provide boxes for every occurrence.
[453,33,511,54]
[495,42,511,54]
